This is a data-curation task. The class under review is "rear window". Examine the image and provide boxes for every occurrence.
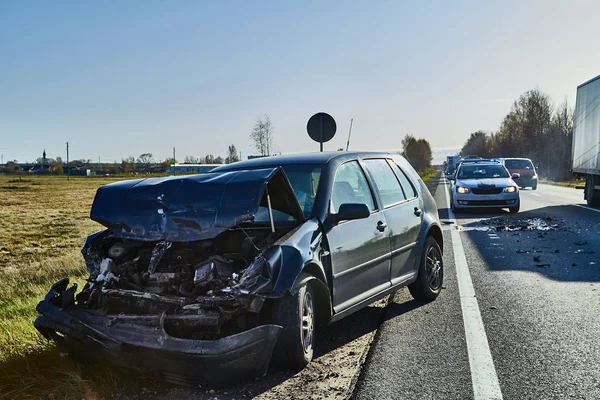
[505,159,534,170]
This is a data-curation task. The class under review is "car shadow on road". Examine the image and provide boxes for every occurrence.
[314,297,426,358]
[110,299,424,399]
[457,205,600,282]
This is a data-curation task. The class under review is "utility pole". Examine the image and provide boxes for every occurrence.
[66,142,69,180]
[173,147,176,163]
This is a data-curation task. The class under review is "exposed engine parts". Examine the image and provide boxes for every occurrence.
[72,227,286,339]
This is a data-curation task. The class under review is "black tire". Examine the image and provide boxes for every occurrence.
[509,200,520,213]
[532,184,537,190]
[451,199,460,214]
[586,175,600,207]
[408,236,443,301]
[271,279,315,369]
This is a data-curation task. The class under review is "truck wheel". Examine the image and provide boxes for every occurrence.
[408,236,443,301]
[271,280,315,369]
[586,175,600,207]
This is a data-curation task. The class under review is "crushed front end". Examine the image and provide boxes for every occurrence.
[34,168,306,386]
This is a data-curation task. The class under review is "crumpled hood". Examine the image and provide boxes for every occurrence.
[90,167,304,241]
[456,178,516,188]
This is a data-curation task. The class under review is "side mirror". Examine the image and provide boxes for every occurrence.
[335,203,370,223]
[511,173,521,179]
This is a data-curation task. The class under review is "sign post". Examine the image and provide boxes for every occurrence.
[307,112,337,152]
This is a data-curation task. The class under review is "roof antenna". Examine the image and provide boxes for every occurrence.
[346,118,353,151]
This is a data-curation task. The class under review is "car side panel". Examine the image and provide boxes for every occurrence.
[327,212,392,313]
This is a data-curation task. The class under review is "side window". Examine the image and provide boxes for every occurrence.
[389,161,417,199]
[331,161,375,213]
[364,159,406,207]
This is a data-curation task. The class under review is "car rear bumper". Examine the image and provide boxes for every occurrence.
[514,176,538,187]
[34,281,282,387]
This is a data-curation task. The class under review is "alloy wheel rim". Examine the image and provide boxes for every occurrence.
[301,291,314,353]
[426,247,442,290]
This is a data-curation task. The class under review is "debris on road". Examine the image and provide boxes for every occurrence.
[535,264,550,268]
[575,241,588,246]
[533,256,541,262]
[465,217,563,233]
[575,249,595,254]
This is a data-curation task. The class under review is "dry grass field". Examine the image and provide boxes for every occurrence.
[0,175,131,399]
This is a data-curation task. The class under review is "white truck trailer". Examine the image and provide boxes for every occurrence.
[573,74,600,206]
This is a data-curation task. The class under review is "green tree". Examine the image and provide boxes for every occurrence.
[460,131,492,158]
[401,134,432,172]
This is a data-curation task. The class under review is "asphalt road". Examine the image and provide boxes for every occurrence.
[353,181,600,400]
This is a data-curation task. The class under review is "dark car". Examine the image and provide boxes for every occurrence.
[34,152,443,386]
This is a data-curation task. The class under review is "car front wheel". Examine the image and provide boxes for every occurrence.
[408,236,443,301]
[509,200,520,213]
[271,279,315,369]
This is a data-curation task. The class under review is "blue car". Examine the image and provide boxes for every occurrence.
[35,152,443,386]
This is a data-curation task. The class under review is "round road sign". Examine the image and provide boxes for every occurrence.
[307,112,337,144]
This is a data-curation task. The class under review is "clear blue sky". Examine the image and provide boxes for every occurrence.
[1,0,599,164]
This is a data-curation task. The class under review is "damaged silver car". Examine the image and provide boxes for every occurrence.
[35,152,444,386]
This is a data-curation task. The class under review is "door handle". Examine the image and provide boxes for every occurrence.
[377,221,387,232]
[414,207,422,217]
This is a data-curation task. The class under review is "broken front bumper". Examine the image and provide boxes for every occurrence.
[34,280,283,387]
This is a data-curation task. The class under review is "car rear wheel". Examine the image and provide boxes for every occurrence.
[271,279,315,369]
[408,236,443,301]
[532,183,537,190]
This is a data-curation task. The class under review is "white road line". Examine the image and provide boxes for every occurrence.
[528,193,541,197]
[443,178,503,400]
[573,204,600,214]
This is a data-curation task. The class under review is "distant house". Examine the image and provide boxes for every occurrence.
[166,164,221,174]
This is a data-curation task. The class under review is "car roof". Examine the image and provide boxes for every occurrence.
[459,161,503,166]
[502,157,532,161]
[214,151,398,170]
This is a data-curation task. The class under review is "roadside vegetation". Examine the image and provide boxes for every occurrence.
[0,175,128,399]
[538,177,586,189]
[457,88,574,182]
[418,168,439,184]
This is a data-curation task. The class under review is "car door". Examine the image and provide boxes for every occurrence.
[363,159,422,284]
[326,160,391,313]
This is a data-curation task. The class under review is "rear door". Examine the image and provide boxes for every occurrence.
[363,159,422,284]
[326,160,392,313]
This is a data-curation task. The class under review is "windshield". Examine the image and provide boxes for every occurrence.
[505,159,534,170]
[252,164,322,223]
[457,164,509,179]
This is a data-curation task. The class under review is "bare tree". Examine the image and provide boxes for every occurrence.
[250,114,275,156]
[183,155,199,164]
[121,156,135,172]
[137,153,154,171]
[226,144,239,164]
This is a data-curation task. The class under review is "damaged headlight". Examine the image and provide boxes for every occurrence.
[237,257,267,288]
